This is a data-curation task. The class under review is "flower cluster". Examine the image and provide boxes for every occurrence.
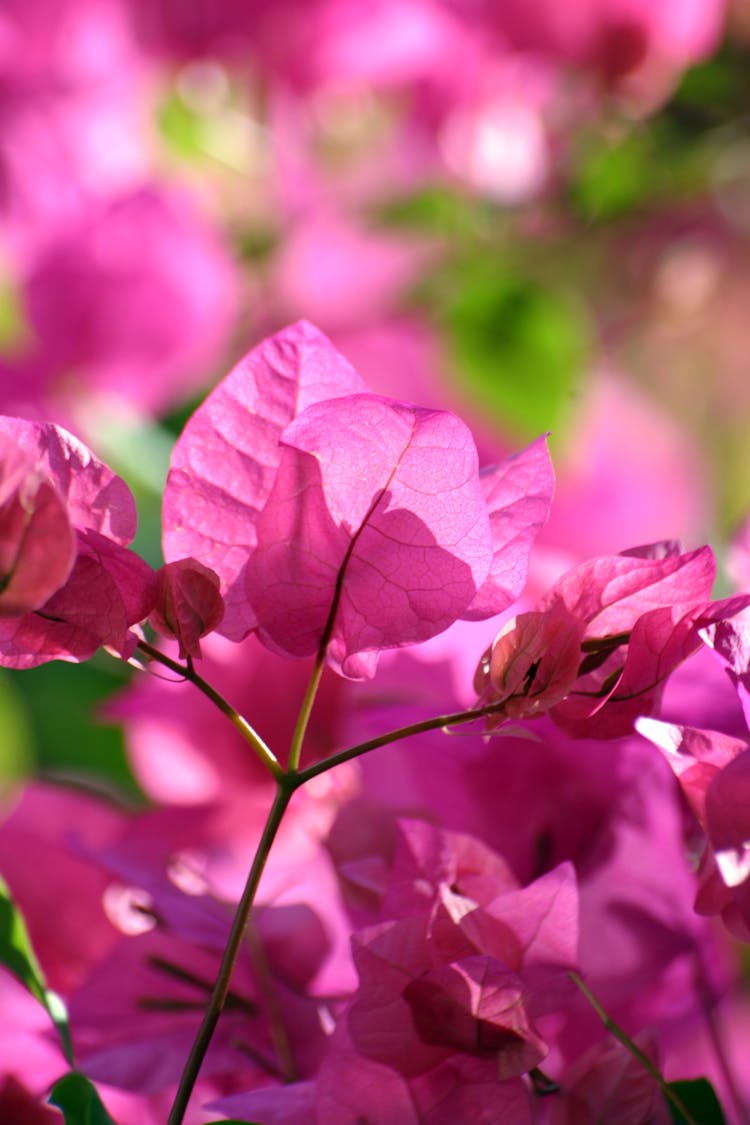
[1,322,749,1125]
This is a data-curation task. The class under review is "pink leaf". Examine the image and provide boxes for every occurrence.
[247,394,493,677]
[149,558,224,659]
[463,435,554,619]
[162,321,366,640]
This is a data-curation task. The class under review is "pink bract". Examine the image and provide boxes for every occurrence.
[148,558,225,660]
[0,438,76,615]
[163,321,367,641]
[475,543,750,738]
[9,186,239,422]
[0,417,156,667]
[163,321,553,678]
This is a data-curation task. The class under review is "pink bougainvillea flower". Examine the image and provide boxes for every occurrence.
[637,716,750,941]
[5,186,239,422]
[491,0,725,89]
[0,417,156,667]
[700,603,750,730]
[68,869,331,1097]
[163,320,368,640]
[635,717,747,831]
[332,651,729,1061]
[213,1026,534,1124]
[0,0,148,239]
[0,438,76,615]
[549,1033,670,1124]
[475,542,750,738]
[163,321,553,678]
[346,821,578,1080]
[148,558,224,660]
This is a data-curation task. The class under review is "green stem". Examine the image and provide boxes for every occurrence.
[296,699,507,784]
[167,781,293,1125]
[569,972,699,1125]
[136,640,283,781]
[287,651,325,775]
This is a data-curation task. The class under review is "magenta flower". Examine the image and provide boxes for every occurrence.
[549,1033,670,1124]
[345,821,578,1080]
[163,320,553,678]
[638,717,750,941]
[68,866,331,1098]
[0,438,76,616]
[7,186,239,422]
[148,558,224,660]
[0,417,156,667]
[491,0,725,87]
[475,542,750,738]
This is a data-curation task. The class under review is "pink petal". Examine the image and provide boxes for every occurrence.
[148,558,224,659]
[402,959,546,1077]
[349,915,447,1075]
[413,1068,532,1125]
[208,1082,317,1125]
[550,1034,670,1125]
[557,593,750,740]
[0,532,157,668]
[543,545,716,636]
[248,394,492,677]
[636,717,748,828]
[162,321,366,640]
[0,440,75,614]
[475,604,584,724]
[0,417,137,544]
[463,435,554,619]
[705,750,750,853]
[476,863,579,1016]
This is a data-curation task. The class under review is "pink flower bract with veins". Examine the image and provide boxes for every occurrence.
[163,321,553,678]
[0,417,156,667]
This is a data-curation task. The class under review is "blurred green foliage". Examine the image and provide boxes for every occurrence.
[440,262,589,440]
[7,659,144,804]
[0,876,73,1063]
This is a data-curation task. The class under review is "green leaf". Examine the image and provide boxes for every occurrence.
[157,90,206,160]
[0,670,34,791]
[0,875,73,1064]
[441,264,589,440]
[667,1077,726,1124]
[48,1073,118,1125]
[376,184,484,237]
[571,131,656,220]
[11,658,146,802]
